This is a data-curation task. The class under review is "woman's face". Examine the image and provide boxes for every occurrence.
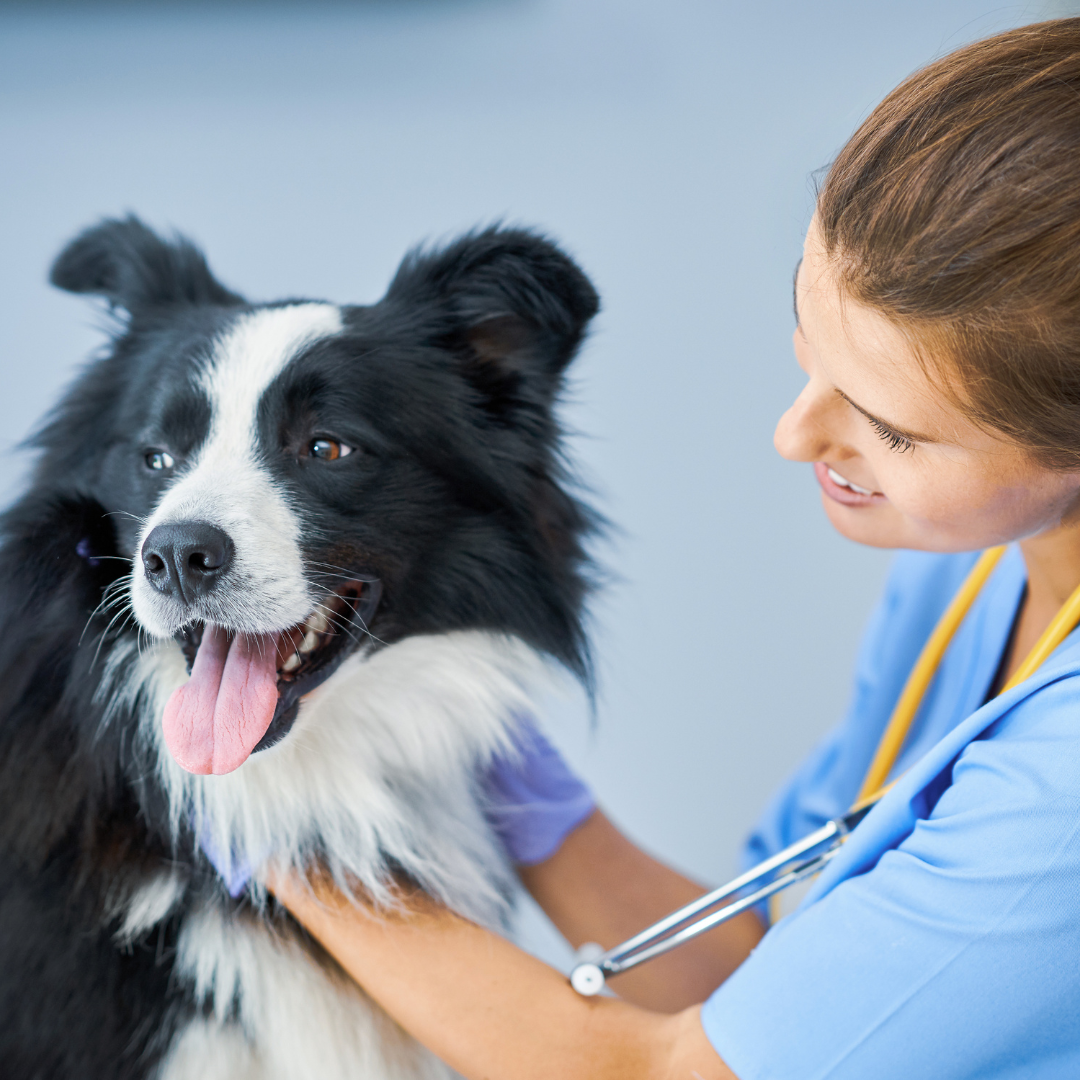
[774,220,1080,552]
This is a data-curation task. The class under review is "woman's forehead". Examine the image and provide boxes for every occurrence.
[795,228,1003,452]
[796,231,909,375]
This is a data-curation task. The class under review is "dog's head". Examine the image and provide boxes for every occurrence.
[42,216,598,776]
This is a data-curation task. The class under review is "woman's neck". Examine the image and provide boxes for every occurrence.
[1005,520,1080,685]
[1019,518,1080,608]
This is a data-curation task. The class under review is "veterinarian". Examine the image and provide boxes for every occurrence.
[266,20,1080,1079]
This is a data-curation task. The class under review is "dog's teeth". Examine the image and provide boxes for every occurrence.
[281,651,302,673]
[304,608,331,636]
[300,629,320,654]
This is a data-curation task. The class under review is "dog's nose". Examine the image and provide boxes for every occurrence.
[141,521,235,605]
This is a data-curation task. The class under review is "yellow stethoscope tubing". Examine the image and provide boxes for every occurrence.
[856,545,1006,802]
[859,543,1080,804]
[570,544,1080,995]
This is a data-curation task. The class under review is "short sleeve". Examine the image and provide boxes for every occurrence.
[704,674,1080,1080]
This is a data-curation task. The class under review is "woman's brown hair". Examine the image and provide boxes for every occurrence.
[817,18,1080,468]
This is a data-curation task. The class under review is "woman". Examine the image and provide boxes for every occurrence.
[270,19,1080,1079]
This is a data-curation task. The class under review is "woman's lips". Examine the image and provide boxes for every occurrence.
[813,461,887,507]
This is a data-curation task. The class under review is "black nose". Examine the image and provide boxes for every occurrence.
[141,521,235,605]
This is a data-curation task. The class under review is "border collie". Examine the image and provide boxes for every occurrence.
[0,217,598,1079]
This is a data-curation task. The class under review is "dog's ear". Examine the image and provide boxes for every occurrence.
[49,215,245,314]
[386,227,599,410]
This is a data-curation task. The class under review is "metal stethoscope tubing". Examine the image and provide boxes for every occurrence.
[569,800,877,997]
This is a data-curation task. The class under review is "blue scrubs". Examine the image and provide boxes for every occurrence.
[701,547,1080,1078]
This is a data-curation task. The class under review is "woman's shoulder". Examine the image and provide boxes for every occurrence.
[976,633,1080,790]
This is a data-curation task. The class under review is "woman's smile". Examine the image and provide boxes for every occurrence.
[814,461,885,505]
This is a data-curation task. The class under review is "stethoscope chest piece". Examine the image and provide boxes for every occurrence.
[570,962,605,997]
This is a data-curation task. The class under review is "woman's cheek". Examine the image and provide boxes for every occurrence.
[875,455,956,525]
[883,457,1011,547]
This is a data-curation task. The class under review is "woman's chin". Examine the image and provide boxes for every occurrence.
[821,494,911,549]
[821,498,1006,553]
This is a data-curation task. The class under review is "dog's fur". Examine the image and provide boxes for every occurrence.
[0,217,598,1079]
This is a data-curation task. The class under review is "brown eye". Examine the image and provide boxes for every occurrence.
[307,438,352,461]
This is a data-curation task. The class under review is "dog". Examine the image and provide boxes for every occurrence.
[0,216,599,1079]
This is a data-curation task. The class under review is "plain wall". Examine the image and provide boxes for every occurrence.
[2,0,1077,969]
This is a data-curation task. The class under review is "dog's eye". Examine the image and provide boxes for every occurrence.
[145,449,175,471]
[306,438,353,462]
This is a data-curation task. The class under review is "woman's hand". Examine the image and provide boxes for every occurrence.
[269,868,739,1080]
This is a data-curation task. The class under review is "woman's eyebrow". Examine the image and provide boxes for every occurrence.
[836,389,937,444]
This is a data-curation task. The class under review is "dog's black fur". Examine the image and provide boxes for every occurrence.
[0,217,599,1078]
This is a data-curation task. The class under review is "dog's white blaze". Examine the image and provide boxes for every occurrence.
[131,303,343,637]
[158,904,454,1080]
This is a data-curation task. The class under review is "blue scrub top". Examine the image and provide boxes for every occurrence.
[701,547,1080,1079]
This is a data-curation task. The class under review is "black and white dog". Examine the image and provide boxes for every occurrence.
[0,217,598,1079]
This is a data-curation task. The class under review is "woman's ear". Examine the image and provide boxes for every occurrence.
[49,215,245,314]
[385,226,600,414]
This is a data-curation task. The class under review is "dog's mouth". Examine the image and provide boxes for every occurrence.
[162,579,381,776]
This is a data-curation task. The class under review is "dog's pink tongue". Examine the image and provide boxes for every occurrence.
[162,625,280,775]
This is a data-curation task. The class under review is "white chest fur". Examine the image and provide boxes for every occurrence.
[158,903,457,1080]
[105,629,550,917]
[110,629,552,1078]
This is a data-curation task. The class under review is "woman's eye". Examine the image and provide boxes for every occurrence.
[145,449,175,471]
[306,438,353,462]
[868,418,915,454]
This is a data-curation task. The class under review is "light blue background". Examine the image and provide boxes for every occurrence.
[2,0,1076,968]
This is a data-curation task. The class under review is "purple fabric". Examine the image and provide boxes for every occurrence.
[198,828,260,898]
[483,717,596,866]
[75,537,100,567]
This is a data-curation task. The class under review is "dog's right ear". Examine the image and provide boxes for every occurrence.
[49,215,245,314]
[384,226,599,416]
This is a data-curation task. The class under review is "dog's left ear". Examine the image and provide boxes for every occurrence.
[49,215,245,315]
[387,227,600,408]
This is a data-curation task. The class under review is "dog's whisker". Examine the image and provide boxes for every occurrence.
[306,561,365,576]
[305,563,377,583]
[89,605,137,670]
[307,592,381,640]
[80,575,135,645]
[321,604,385,649]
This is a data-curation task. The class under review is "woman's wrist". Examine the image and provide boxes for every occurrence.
[519,808,765,1012]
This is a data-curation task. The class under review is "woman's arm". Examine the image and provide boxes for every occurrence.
[270,871,739,1080]
[519,808,766,1012]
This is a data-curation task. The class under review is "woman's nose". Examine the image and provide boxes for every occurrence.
[774,377,837,463]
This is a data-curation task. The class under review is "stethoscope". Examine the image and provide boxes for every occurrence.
[570,546,1080,997]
